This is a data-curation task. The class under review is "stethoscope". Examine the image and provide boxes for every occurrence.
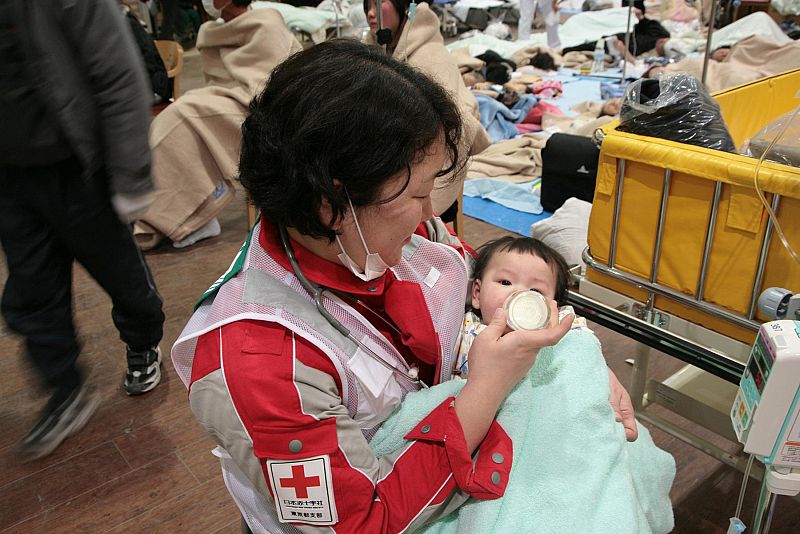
[278,225,429,389]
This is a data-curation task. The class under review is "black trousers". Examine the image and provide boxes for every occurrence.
[0,158,164,392]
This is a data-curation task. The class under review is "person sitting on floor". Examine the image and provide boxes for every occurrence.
[363,0,491,218]
[135,0,303,250]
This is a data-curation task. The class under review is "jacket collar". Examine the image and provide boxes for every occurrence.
[258,217,390,296]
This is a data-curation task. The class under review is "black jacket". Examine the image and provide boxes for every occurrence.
[125,10,172,103]
[2,0,153,195]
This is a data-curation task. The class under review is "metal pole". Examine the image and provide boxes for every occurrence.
[748,194,781,319]
[696,181,722,301]
[621,1,634,82]
[701,0,719,85]
[651,169,672,284]
[608,159,626,268]
[751,472,774,533]
[376,0,384,50]
[334,0,341,38]
[763,494,778,533]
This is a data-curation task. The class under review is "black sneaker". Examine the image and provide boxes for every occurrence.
[125,345,162,396]
[16,384,98,462]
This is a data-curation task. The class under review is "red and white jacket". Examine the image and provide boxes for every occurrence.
[172,219,512,533]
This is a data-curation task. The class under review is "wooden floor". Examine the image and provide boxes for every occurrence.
[2,50,799,533]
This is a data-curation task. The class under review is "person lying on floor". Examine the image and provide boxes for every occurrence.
[562,0,671,62]
[135,0,302,250]
[643,35,800,93]
[370,236,676,534]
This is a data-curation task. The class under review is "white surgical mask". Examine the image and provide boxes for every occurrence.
[336,194,390,281]
[202,0,224,19]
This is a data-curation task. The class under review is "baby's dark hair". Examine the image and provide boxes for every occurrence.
[472,236,570,306]
[530,52,557,71]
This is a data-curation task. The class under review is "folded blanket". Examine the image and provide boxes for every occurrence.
[466,134,547,183]
[463,178,543,214]
[370,329,676,534]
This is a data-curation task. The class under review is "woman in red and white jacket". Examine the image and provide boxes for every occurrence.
[173,39,635,533]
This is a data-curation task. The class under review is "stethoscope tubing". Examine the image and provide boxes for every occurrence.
[278,225,427,389]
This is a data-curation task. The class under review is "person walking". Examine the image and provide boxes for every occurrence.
[0,0,165,461]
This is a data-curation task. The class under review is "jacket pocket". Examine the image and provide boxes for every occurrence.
[251,418,338,460]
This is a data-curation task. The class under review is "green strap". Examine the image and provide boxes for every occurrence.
[194,223,256,310]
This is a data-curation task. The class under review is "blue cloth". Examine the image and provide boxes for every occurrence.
[462,196,551,236]
[463,197,553,237]
[370,328,676,534]
[475,93,538,143]
[547,75,604,114]
[463,179,543,214]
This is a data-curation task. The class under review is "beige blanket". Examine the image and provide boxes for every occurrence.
[451,46,485,74]
[135,9,302,249]
[368,4,492,214]
[561,51,595,69]
[542,101,615,137]
[662,36,800,93]
[510,46,564,69]
[467,135,547,183]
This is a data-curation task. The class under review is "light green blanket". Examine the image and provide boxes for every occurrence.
[370,329,676,533]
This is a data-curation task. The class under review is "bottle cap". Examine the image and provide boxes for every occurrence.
[503,290,550,331]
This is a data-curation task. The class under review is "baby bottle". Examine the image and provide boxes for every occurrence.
[503,290,551,331]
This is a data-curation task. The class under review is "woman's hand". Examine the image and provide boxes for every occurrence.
[455,301,573,452]
[608,368,638,441]
[455,301,574,452]
[467,301,572,398]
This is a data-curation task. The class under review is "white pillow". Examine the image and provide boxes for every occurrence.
[530,197,592,267]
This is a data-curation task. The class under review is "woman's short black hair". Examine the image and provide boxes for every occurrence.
[239,39,462,241]
[232,0,251,6]
[472,236,571,307]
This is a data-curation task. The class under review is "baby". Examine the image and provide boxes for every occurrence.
[456,235,585,376]
[371,236,676,533]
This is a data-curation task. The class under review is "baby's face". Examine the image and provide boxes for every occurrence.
[471,251,557,328]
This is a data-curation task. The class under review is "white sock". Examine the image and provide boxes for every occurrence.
[172,218,221,249]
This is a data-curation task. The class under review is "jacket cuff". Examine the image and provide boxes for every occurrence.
[404,397,512,500]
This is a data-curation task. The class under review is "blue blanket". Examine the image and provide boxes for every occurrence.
[370,329,676,533]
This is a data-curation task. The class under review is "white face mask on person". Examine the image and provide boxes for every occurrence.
[336,193,391,281]
[202,0,226,19]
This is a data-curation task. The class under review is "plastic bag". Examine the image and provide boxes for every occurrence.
[744,107,800,168]
[484,21,511,41]
[617,73,736,153]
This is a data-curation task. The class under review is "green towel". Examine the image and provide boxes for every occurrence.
[370,329,676,533]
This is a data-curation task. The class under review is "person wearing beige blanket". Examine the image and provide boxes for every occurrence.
[135,3,302,250]
[647,36,800,93]
[365,0,491,215]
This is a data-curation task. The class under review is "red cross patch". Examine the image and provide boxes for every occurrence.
[266,455,338,525]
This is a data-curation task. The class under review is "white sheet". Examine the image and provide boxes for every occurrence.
[251,1,335,34]
[448,7,637,56]
[709,11,790,50]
